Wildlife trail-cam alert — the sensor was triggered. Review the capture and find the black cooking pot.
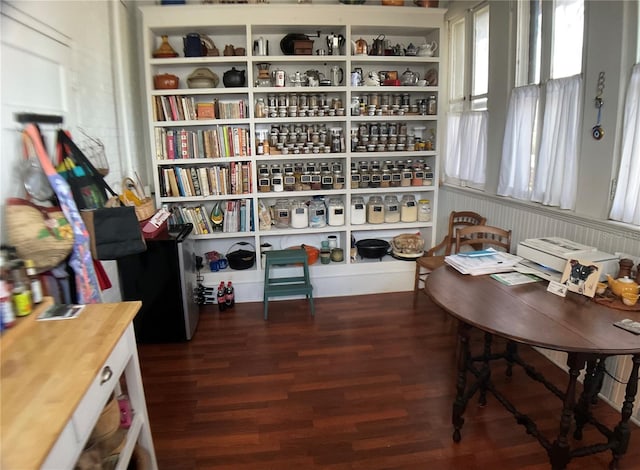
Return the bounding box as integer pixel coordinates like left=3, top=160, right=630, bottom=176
left=226, top=241, right=255, bottom=270
left=355, top=239, right=390, bottom=259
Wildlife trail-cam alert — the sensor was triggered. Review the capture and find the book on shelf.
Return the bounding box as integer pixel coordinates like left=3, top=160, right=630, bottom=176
left=197, top=102, right=215, bottom=120
left=189, top=167, right=202, bottom=196
left=165, top=130, right=176, bottom=160
left=445, top=248, right=523, bottom=275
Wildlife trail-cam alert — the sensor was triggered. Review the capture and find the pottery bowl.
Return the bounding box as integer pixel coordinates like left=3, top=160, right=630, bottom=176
left=154, top=74, right=179, bottom=90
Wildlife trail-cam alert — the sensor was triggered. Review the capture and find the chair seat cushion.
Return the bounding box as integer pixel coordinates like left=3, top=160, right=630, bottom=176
left=416, top=255, right=446, bottom=271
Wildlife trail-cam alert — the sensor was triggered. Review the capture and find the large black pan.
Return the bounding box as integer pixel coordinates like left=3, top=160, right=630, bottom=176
left=355, top=239, right=390, bottom=259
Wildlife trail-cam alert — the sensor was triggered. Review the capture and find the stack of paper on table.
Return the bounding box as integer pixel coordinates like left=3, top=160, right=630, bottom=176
left=445, top=248, right=523, bottom=275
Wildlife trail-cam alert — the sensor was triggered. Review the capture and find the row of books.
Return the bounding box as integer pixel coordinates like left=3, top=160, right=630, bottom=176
left=159, top=162, right=252, bottom=197
left=155, top=126, right=252, bottom=160
left=153, top=96, right=248, bottom=122
left=169, top=201, right=253, bottom=235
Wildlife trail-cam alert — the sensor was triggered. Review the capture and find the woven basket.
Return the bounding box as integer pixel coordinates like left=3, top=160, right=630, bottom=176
left=5, top=198, right=74, bottom=272
left=121, top=177, right=155, bottom=221
left=89, top=394, right=121, bottom=444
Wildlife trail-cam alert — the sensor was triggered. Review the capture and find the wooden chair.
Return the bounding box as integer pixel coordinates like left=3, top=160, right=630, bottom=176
left=414, top=211, right=486, bottom=300
left=455, top=225, right=512, bottom=254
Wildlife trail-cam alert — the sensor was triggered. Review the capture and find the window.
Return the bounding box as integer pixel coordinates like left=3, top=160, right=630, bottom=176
left=444, top=3, right=490, bottom=188
left=609, top=64, right=640, bottom=225
left=498, top=0, right=584, bottom=209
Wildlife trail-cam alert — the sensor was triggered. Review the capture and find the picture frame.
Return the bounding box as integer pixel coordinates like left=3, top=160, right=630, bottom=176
left=560, top=258, right=601, bottom=298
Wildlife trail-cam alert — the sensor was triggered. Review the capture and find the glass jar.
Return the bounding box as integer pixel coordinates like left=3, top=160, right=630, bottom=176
left=412, top=168, right=425, bottom=186
left=309, top=199, right=327, bottom=228
left=327, top=197, right=345, bottom=226
left=384, top=195, right=401, bottom=223
left=321, top=171, right=334, bottom=190
left=401, top=168, right=413, bottom=187
left=271, top=174, right=284, bottom=192
left=390, top=167, right=402, bottom=187
left=381, top=169, right=391, bottom=188
left=333, top=171, right=345, bottom=190
left=369, top=169, right=381, bottom=188
left=400, top=194, right=418, bottom=222
left=367, top=196, right=385, bottom=224
left=290, top=200, right=309, bottom=228
left=311, top=171, right=322, bottom=190
left=274, top=199, right=291, bottom=228
left=351, top=169, right=360, bottom=189
left=359, top=169, right=371, bottom=188
left=351, top=196, right=367, bottom=225
left=418, top=199, right=432, bottom=222
left=255, top=98, right=266, bottom=118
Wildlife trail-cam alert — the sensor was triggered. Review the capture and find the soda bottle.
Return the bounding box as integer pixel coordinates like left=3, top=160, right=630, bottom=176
left=217, top=282, right=226, bottom=312
left=225, top=281, right=235, bottom=308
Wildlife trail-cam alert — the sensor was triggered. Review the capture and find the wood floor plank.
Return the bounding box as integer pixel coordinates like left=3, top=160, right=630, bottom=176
left=138, top=292, right=640, bottom=469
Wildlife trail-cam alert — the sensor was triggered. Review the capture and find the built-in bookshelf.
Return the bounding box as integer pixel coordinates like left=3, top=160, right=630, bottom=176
left=139, top=4, right=446, bottom=300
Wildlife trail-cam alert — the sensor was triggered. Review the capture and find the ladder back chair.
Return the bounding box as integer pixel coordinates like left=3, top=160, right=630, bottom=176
left=414, top=211, right=486, bottom=301
left=455, top=225, right=512, bottom=254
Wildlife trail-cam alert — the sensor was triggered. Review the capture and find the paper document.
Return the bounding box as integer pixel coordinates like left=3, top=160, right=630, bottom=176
left=445, top=248, right=522, bottom=275
left=490, top=272, right=543, bottom=286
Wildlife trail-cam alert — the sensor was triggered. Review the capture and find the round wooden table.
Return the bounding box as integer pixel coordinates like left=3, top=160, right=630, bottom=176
left=426, top=266, right=640, bottom=470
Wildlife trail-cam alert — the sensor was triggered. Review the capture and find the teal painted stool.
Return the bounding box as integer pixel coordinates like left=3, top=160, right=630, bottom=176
left=263, top=248, right=314, bottom=320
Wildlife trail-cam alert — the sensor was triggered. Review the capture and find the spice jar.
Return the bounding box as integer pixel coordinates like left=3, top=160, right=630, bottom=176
left=367, top=196, right=385, bottom=224
left=311, top=171, right=322, bottom=190
left=418, top=199, right=432, bottom=222
left=274, top=199, right=291, bottom=228
left=255, top=98, right=266, bottom=118
left=327, top=197, right=345, bottom=226
left=384, top=195, right=400, bottom=223
left=290, top=200, right=309, bottom=228
left=401, top=168, right=413, bottom=187
left=400, top=195, right=418, bottom=222
left=381, top=169, right=391, bottom=188
left=333, top=171, right=345, bottom=189
left=351, top=196, right=367, bottom=225
left=350, top=169, right=361, bottom=189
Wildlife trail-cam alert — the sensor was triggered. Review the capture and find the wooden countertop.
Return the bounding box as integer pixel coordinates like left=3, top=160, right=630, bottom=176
left=0, top=299, right=142, bottom=470
left=426, top=266, right=640, bottom=355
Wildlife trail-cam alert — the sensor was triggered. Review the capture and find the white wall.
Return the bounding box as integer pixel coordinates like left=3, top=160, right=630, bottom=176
left=0, top=0, right=142, bottom=302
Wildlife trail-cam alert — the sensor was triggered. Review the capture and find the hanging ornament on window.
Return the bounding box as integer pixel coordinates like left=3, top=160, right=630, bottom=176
left=592, top=71, right=605, bottom=140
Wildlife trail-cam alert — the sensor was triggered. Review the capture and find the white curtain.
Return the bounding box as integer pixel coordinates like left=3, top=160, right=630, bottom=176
left=531, top=75, right=582, bottom=209
left=609, top=64, right=640, bottom=225
left=444, top=110, right=488, bottom=186
left=498, top=85, right=540, bottom=200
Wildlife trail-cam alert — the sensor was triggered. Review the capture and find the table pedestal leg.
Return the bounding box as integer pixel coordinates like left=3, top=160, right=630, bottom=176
left=478, top=332, right=492, bottom=406
left=549, top=353, right=586, bottom=470
left=574, top=356, right=604, bottom=440
left=453, top=322, right=472, bottom=443
left=505, top=340, right=518, bottom=379
left=610, top=354, right=640, bottom=470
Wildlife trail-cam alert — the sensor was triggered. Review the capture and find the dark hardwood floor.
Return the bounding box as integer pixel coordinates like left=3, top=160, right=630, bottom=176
left=137, top=292, right=640, bottom=469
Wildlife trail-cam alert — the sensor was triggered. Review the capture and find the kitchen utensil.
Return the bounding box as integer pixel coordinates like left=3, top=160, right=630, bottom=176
left=417, top=41, right=438, bottom=57
left=355, top=239, right=390, bottom=259
left=253, top=36, right=268, bottom=56
left=400, top=68, right=420, bottom=86
left=280, top=33, right=309, bottom=55
left=370, top=35, right=386, bottom=56
left=226, top=242, right=256, bottom=270
left=329, top=66, right=344, bottom=85
left=152, top=35, right=178, bottom=58
left=326, top=33, right=345, bottom=55
left=183, top=33, right=206, bottom=57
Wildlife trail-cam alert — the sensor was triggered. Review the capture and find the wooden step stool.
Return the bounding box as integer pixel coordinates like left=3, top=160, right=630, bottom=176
left=263, top=248, right=314, bottom=320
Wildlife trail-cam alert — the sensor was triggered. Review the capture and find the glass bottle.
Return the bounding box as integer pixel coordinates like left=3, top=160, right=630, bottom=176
left=11, top=260, right=32, bottom=317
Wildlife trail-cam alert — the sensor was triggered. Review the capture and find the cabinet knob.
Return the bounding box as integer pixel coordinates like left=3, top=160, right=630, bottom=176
left=100, top=366, right=113, bottom=385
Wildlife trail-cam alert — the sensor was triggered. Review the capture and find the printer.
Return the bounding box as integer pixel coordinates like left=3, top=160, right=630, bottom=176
left=515, top=237, right=619, bottom=282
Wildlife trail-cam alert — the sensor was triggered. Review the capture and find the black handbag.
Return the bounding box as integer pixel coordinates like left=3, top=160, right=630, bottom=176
left=56, top=130, right=146, bottom=260
left=80, top=201, right=147, bottom=261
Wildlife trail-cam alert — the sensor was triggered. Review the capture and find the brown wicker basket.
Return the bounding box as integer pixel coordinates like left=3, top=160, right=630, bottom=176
left=121, top=177, right=155, bottom=221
